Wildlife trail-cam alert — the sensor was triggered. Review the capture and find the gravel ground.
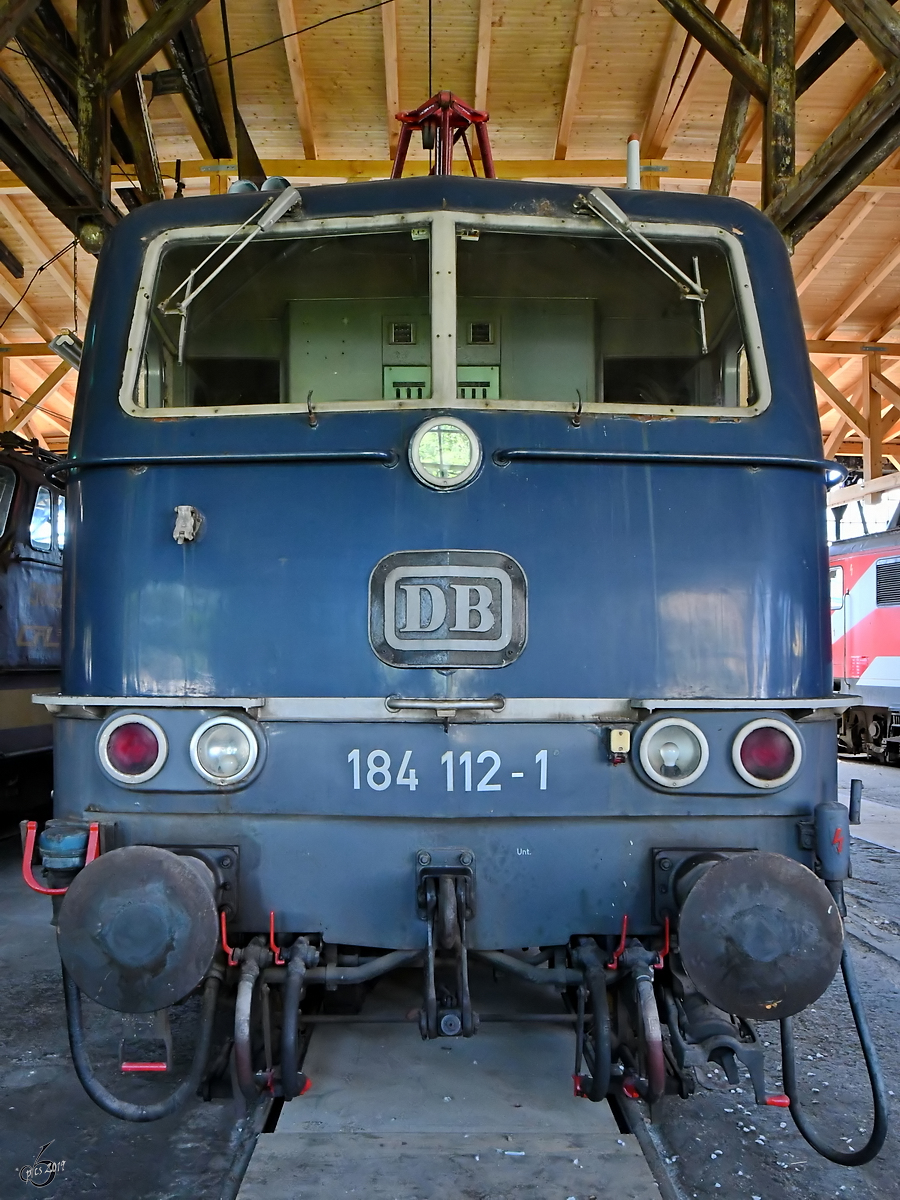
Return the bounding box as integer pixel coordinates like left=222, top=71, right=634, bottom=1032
left=652, top=793, right=900, bottom=1199
left=0, top=834, right=237, bottom=1199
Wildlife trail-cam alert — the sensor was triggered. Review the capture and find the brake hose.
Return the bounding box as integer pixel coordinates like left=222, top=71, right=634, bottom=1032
left=63, top=967, right=221, bottom=1123
left=780, top=946, right=888, bottom=1166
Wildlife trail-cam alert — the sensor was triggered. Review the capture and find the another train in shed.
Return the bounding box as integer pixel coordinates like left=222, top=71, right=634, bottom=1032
left=831, top=514, right=900, bottom=761
left=23, top=101, right=887, bottom=1162
left=0, top=432, right=63, bottom=820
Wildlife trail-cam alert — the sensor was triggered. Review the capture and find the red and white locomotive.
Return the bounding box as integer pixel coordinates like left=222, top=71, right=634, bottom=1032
left=831, top=513, right=900, bottom=758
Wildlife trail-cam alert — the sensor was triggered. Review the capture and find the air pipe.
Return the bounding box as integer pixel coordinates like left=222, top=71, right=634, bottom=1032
left=62, top=965, right=221, bottom=1123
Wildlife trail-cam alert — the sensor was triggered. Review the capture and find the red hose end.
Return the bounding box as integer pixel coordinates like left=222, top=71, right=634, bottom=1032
left=300, top=1076, right=312, bottom=1096
left=766, top=1093, right=791, bottom=1107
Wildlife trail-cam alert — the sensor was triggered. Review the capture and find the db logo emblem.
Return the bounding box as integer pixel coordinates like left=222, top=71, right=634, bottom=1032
left=369, top=550, right=527, bottom=668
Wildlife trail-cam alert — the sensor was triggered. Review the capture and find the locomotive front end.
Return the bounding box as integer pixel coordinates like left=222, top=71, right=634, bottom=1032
left=29, top=176, right=885, bottom=1157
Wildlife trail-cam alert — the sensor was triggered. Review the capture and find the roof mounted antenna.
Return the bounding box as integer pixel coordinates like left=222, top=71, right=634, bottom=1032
left=391, top=92, right=496, bottom=180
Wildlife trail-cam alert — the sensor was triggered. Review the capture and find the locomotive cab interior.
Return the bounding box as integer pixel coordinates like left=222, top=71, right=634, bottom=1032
left=136, top=220, right=757, bottom=414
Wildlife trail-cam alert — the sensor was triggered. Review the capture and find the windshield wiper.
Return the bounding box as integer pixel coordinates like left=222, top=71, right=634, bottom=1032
left=577, top=188, right=709, bottom=352
left=158, top=186, right=303, bottom=362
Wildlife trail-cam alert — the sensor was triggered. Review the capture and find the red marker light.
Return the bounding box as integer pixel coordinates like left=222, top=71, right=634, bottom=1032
left=106, top=722, right=160, bottom=776
left=739, top=725, right=795, bottom=782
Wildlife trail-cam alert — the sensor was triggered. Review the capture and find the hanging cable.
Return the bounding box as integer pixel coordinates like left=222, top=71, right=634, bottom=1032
left=72, top=241, right=78, bottom=334
left=0, top=240, right=77, bottom=333
left=780, top=946, right=888, bottom=1166
left=428, top=0, right=433, bottom=95
left=205, top=0, right=396, bottom=69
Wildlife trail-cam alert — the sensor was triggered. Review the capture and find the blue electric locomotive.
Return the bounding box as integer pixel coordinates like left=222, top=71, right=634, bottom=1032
left=25, top=121, right=887, bottom=1160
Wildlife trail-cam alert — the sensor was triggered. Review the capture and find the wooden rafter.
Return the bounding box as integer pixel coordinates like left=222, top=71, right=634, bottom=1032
left=111, top=0, right=163, bottom=203
left=381, top=0, right=399, bottom=159
left=0, top=269, right=54, bottom=340
left=103, top=0, right=214, bottom=95
left=794, top=191, right=884, bottom=295
left=767, top=60, right=900, bottom=242
left=811, top=362, right=868, bottom=436
left=554, top=0, right=592, bottom=160
left=0, top=357, right=70, bottom=432
left=474, top=0, right=492, bottom=112
left=277, top=0, right=316, bottom=160
left=827, top=0, right=900, bottom=71
left=710, top=0, right=762, bottom=196
left=0, top=196, right=89, bottom=317
left=654, top=0, right=769, bottom=101
left=815, top=239, right=900, bottom=339
left=0, top=0, right=40, bottom=50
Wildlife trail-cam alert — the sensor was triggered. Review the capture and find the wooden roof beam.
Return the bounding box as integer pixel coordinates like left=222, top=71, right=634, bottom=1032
left=709, top=0, right=763, bottom=196
left=0, top=269, right=54, bottom=341
left=827, top=0, right=900, bottom=72
left=381, top=0, right=399, bottom=160
left=766, top=62, right=900, bottom=242
left=474, top=0, right=492, bottom=112
left=555, top=0, right=592, bottom=160
left=0, top=358, right=70, bottom=433
left=103, top=0, right=214, bottom=95
left=0, top=70, right=119, bottom=236
left=0, top=196, right=89, bottom=317
left=134, top=0, right=231, bottom=161
left=276, top=0, right=316, bottom=160
left=812, top=362, right=869, bottom=437
left=815, top=239, right=900, bottom=338
left=654, top=0, right=769, bottom=101
left=640, top=18, right=689, bottom=157
left=643, top=1, right=739, bottom=161
left=794, top=191, right=884, bottom=295
left=738, top=3, right=885, bottom=165
left=111, top=0, right=163, bottom=203
left=0, top=0, right=40, bottom=50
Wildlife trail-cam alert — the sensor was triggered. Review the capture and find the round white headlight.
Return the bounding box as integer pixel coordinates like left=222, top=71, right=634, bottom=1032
left=639, top=718, right=709, bottom=788
left=409, top=417, right=481, bottom=490
left=190, top=717, right=258, bottom=784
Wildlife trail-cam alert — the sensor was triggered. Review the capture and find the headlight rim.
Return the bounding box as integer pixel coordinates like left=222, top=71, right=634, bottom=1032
left=189, top=714, right=259, bottom=785
left=638, top=716, right=710, bottom=789
left=98, top=713, right=168, bottom=785
left=732, top=717, right=802, bottom=789
left=408, top=415, right=482, bottom=491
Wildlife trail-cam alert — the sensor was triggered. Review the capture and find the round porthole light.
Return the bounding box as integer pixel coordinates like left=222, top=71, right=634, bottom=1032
left=639, top=718, right=709, bottom=789
left=190, top=716, right=259, bottom=785
left=408, top=417, right=482, bottom=490
left=732, top=719, right=801, bottom=788
left=98, top=714, right=167, bottom=784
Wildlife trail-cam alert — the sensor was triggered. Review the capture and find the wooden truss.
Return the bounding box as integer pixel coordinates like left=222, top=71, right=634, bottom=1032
left=657, top=0, right=900, bottom=245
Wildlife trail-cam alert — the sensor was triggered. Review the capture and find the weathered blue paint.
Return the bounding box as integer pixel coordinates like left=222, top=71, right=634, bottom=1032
left=53, top=176, right=833, bottom=946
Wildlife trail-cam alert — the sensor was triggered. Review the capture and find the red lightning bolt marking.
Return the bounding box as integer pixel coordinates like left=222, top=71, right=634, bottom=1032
left=832, top=827, right=844, bottom=854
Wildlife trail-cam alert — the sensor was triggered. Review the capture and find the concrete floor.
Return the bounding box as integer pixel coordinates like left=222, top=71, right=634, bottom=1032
left=1, top=758, right=899, bottom=1199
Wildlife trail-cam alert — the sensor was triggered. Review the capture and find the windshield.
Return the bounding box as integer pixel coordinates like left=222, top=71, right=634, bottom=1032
left=130, top=215, right=761, bottom=416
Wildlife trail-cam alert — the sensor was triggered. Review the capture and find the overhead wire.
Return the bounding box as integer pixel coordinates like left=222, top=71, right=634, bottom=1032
left=202, top=0, right=397, bottom=68
left=0, top=239, right=77, bottom=333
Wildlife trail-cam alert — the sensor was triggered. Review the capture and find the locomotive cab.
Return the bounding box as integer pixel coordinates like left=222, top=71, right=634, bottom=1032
left=28, top=175, right=884, bottom=1155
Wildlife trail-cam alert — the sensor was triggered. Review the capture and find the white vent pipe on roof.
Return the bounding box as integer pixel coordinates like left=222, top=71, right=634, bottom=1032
left=626, top=135, right=641, bottom=190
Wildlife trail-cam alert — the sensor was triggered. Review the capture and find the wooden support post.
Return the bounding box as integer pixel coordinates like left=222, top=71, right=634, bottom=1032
left=864, top=352, right=884, bottom=501
left=77, top=0, right=111, bottom=206
left=710, top=0, right=763, bottom=196
left=110, top=0, right=163, bottom=202
left=763, top=0, right=795, bottom=208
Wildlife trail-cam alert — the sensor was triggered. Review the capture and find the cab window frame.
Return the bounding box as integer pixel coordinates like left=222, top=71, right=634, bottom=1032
left=119, top=208, right=771, bottom=420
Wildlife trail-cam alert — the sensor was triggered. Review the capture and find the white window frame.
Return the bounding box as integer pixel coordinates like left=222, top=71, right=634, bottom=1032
left=119, top=207, right=771, bottom=420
